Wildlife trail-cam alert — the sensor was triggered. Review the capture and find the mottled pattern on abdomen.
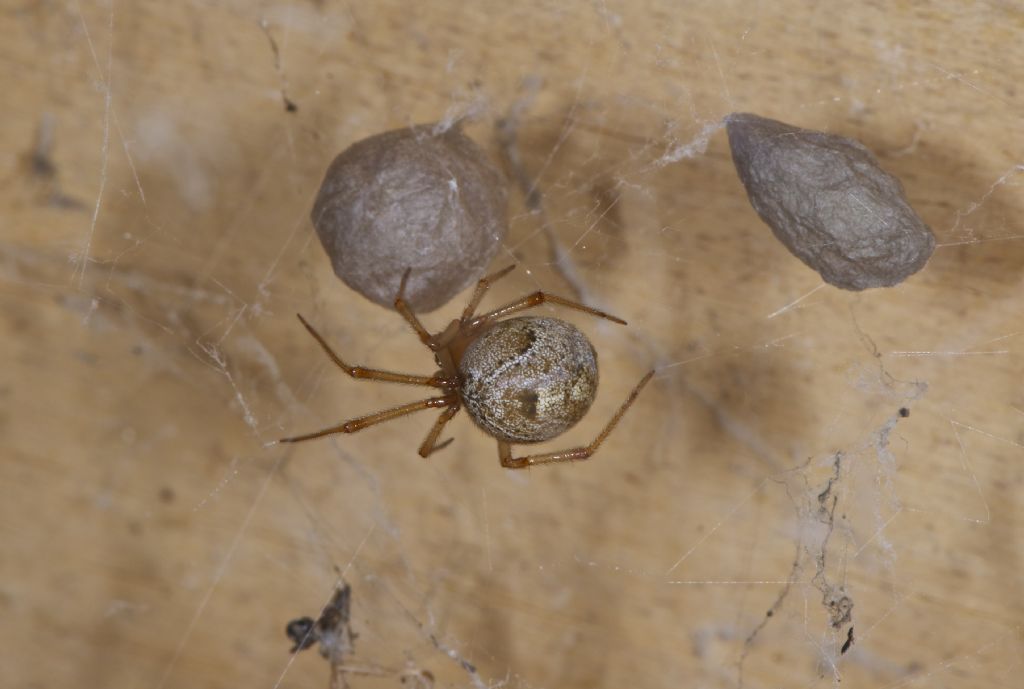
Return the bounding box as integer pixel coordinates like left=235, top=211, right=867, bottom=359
left=458, top=317, right=598, bottom=443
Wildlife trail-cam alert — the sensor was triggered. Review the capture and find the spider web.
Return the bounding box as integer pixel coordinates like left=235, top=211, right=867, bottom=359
left=4, top=2, right=1024, bottom=689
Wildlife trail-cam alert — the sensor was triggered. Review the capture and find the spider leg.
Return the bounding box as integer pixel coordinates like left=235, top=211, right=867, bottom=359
left=497, top=370, right=654, bottom=469
left=417, top=404, right=461, bottom=457
left=460, top=264, right=517, bottom=321
left=296, top=314, right=448, bottom=387
left=471, top=290, right=627, bottom=329
left=393, top=269, right=435, bottom=348
left=280, top=396, right=450, bottom=444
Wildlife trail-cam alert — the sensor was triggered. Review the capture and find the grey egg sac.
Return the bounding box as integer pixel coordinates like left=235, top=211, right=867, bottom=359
left=311, top=123, right=508, bottom=312
left=458, top=317, right=598, bottom=444
left=726, top=112, right=936, bottom=290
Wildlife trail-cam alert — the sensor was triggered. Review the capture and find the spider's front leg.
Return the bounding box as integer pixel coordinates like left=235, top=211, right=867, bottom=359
left=472, top=291, right=627, bottom=330
left=393, top=269, right=436, bottom=349
left=295, top=313, right=446, bottom=387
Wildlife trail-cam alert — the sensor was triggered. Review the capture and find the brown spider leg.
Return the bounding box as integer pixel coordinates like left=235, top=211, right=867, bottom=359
left=280, top=396, right=450, bottom=444
left=393, top=269, right=435, bottom=348
left=498, top=370, right=655, bottom=469
left=470, top=291, right=628, bottom=329
left=296, top=314, right=448, bottom=387
left=460, top=264, right=517, bottom=322
left=417, top=403, right=461, bottom=458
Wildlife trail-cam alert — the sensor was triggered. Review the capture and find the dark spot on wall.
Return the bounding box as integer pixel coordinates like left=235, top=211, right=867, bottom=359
left=840, top=626, right=854, bottom=654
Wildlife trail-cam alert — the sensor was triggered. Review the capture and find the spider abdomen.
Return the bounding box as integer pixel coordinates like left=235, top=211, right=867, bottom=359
left=458, top=316, right=598, bottom=444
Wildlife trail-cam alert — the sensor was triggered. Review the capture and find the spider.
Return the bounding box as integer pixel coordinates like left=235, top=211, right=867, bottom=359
left=279, top=265, right=654, bottom=469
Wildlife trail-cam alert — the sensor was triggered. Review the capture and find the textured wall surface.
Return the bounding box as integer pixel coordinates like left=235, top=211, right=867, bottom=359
left=3, top=2, right=1023, bottom=688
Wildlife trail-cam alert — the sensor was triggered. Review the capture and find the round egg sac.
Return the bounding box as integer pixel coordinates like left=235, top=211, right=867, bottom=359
left=311, top=123, right=508, bottom=312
